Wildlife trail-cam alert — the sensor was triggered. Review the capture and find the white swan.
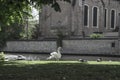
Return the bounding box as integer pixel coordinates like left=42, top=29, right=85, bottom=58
left=47, top=47, right=62, bottom=61
left=5, top=55, right=26, bottom=61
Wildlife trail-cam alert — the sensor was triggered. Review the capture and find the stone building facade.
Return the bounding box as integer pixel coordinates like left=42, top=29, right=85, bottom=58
left=39, top=0, right=120, bottom=38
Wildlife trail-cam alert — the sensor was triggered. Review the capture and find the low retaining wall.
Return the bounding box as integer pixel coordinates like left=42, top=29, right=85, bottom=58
left=3, top=40, right=57, bottom=53
left=2, top=38, right=120, bottom=55
left=62, top=39, right=119, bottom=54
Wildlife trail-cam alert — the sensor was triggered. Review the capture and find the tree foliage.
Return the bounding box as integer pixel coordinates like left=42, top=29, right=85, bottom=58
left=0, top=0, right=71, bottom=30
left=0, top=0, right=119, bottom=30
left=0, top=0, right=30, bottom=26
left=0, top=0, right=71, bottom=48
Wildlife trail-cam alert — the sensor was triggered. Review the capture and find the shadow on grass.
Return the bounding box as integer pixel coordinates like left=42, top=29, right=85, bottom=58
left=0, top=61, right=120, bottom=80
left=0, top=61, right=23, bottom=66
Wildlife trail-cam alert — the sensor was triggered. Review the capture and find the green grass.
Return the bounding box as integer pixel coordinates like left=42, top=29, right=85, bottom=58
left=0, top=61, right=120, bottom=80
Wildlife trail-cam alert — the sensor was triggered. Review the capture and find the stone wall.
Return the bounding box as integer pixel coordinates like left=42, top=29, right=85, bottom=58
left=3, top=40, right=57, bottom=53
left=62, top=38, right=119, bottom=55
left=2, top=38, right=120, bottom=55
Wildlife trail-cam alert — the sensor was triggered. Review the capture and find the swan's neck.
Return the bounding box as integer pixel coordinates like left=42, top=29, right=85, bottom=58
left=57, top=49, right=60, bottom=54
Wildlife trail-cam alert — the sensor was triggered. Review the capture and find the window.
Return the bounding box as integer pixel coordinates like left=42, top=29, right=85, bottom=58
left=84, top=5, right=89, bottom=26
left=111, top=10, right=116, bottom=28
left=92, top=7, right=98, bottom=27
left=104, top=9, right=107, bottom=28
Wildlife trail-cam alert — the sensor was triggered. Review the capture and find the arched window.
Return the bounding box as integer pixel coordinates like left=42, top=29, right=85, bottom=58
left=92, top=7, right=99, bottom=27
left=104, top=9, right=107, bottom=28
left=84, top=5, right=89, bottom=26
left=111, top=10, right=116, bottom=29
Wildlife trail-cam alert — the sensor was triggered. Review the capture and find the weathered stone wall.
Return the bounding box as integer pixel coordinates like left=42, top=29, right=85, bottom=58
left=2, top=39, right=120, bottom=55
left=3, top=41, right=57, bottom=53
left=62, top=38, right=119, bottom=55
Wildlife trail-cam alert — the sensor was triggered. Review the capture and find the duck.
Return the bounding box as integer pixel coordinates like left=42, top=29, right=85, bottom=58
left=97, top=58, right=102, bottom=62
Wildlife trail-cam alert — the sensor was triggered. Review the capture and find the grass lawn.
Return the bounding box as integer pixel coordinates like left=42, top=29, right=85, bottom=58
left=0, top=60, right=120, bottom=80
